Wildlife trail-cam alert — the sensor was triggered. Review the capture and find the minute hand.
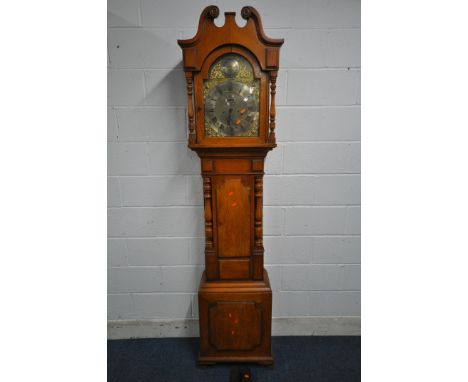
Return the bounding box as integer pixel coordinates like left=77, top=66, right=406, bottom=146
left=227, top=108, right=233, bottom=128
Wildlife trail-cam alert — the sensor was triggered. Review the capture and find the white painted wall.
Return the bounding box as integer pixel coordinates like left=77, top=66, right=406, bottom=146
left=108, top=0, right=360, bottom=335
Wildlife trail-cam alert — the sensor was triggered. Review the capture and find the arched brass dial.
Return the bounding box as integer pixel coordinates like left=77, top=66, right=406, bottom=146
left=204, top=54, right=259, bottom=137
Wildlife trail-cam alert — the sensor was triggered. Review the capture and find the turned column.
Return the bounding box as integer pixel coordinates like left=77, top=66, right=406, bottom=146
left=252, top=176, right=264, bottom=280
left=268, top=71, right=278, bottom=144
left=185, top=72, right=196, bottom=144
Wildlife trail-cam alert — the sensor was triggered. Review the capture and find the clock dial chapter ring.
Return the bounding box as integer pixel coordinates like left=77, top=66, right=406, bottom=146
left=205, top=80, right=259, bottom=137
left=204, top=53, right=260, bottom=137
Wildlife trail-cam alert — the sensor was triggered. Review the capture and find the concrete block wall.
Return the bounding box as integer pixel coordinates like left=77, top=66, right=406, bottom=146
left=108, top=0, right=360, bottom=328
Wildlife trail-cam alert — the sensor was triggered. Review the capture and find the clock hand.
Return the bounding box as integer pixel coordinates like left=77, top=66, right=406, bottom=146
left=235, top=108, right=245, bottom=127
left=227, top=108, right=233, bottom=128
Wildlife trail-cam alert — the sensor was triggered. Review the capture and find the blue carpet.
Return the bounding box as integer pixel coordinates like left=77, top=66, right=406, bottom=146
left=108, top=336, right=360, bottom=382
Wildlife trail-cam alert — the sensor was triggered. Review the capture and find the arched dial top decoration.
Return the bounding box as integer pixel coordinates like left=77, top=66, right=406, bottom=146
left=178, top=5, right=283, bottom=72
left=204, top=54, right=260, bottom=137
left=178, top=6, right=283, bottom=149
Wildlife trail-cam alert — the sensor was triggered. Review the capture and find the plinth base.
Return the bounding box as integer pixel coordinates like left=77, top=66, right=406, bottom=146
left=197, top=270, right=273, bottom=365
left=198, top=355, right=273, bottom=366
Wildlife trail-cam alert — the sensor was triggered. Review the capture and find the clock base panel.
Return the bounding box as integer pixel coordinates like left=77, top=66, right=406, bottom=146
left=197, top=270, right=273, bottom=365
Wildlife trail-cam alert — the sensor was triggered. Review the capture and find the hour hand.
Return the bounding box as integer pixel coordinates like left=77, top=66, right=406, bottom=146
left=227, top=108, right=233, bottom=127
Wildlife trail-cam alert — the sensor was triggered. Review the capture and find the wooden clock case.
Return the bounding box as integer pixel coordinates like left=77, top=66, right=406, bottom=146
left=178, top=5, right=283, bottom=365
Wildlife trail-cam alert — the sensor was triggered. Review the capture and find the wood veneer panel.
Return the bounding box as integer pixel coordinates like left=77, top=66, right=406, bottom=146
left=209, top=301, right=262, bottom=350
left=216, top=176, right=251, bottom=258
left=219, top=259, right=251, bottom=279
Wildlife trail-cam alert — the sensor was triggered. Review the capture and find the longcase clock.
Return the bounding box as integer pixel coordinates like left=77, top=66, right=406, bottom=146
left=178, top=5, right=283, bottom=365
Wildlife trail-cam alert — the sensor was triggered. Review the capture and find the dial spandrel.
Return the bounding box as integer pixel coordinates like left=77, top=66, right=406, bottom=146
left=204, top=54, right=259, bottom=137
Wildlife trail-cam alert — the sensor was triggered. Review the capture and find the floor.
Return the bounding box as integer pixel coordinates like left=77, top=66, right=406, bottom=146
left=108, top=336, right=360, bottom=382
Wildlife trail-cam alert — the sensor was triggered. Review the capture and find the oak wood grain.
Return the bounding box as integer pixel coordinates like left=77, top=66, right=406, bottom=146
left=178, top=6, right=282, bottom=365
